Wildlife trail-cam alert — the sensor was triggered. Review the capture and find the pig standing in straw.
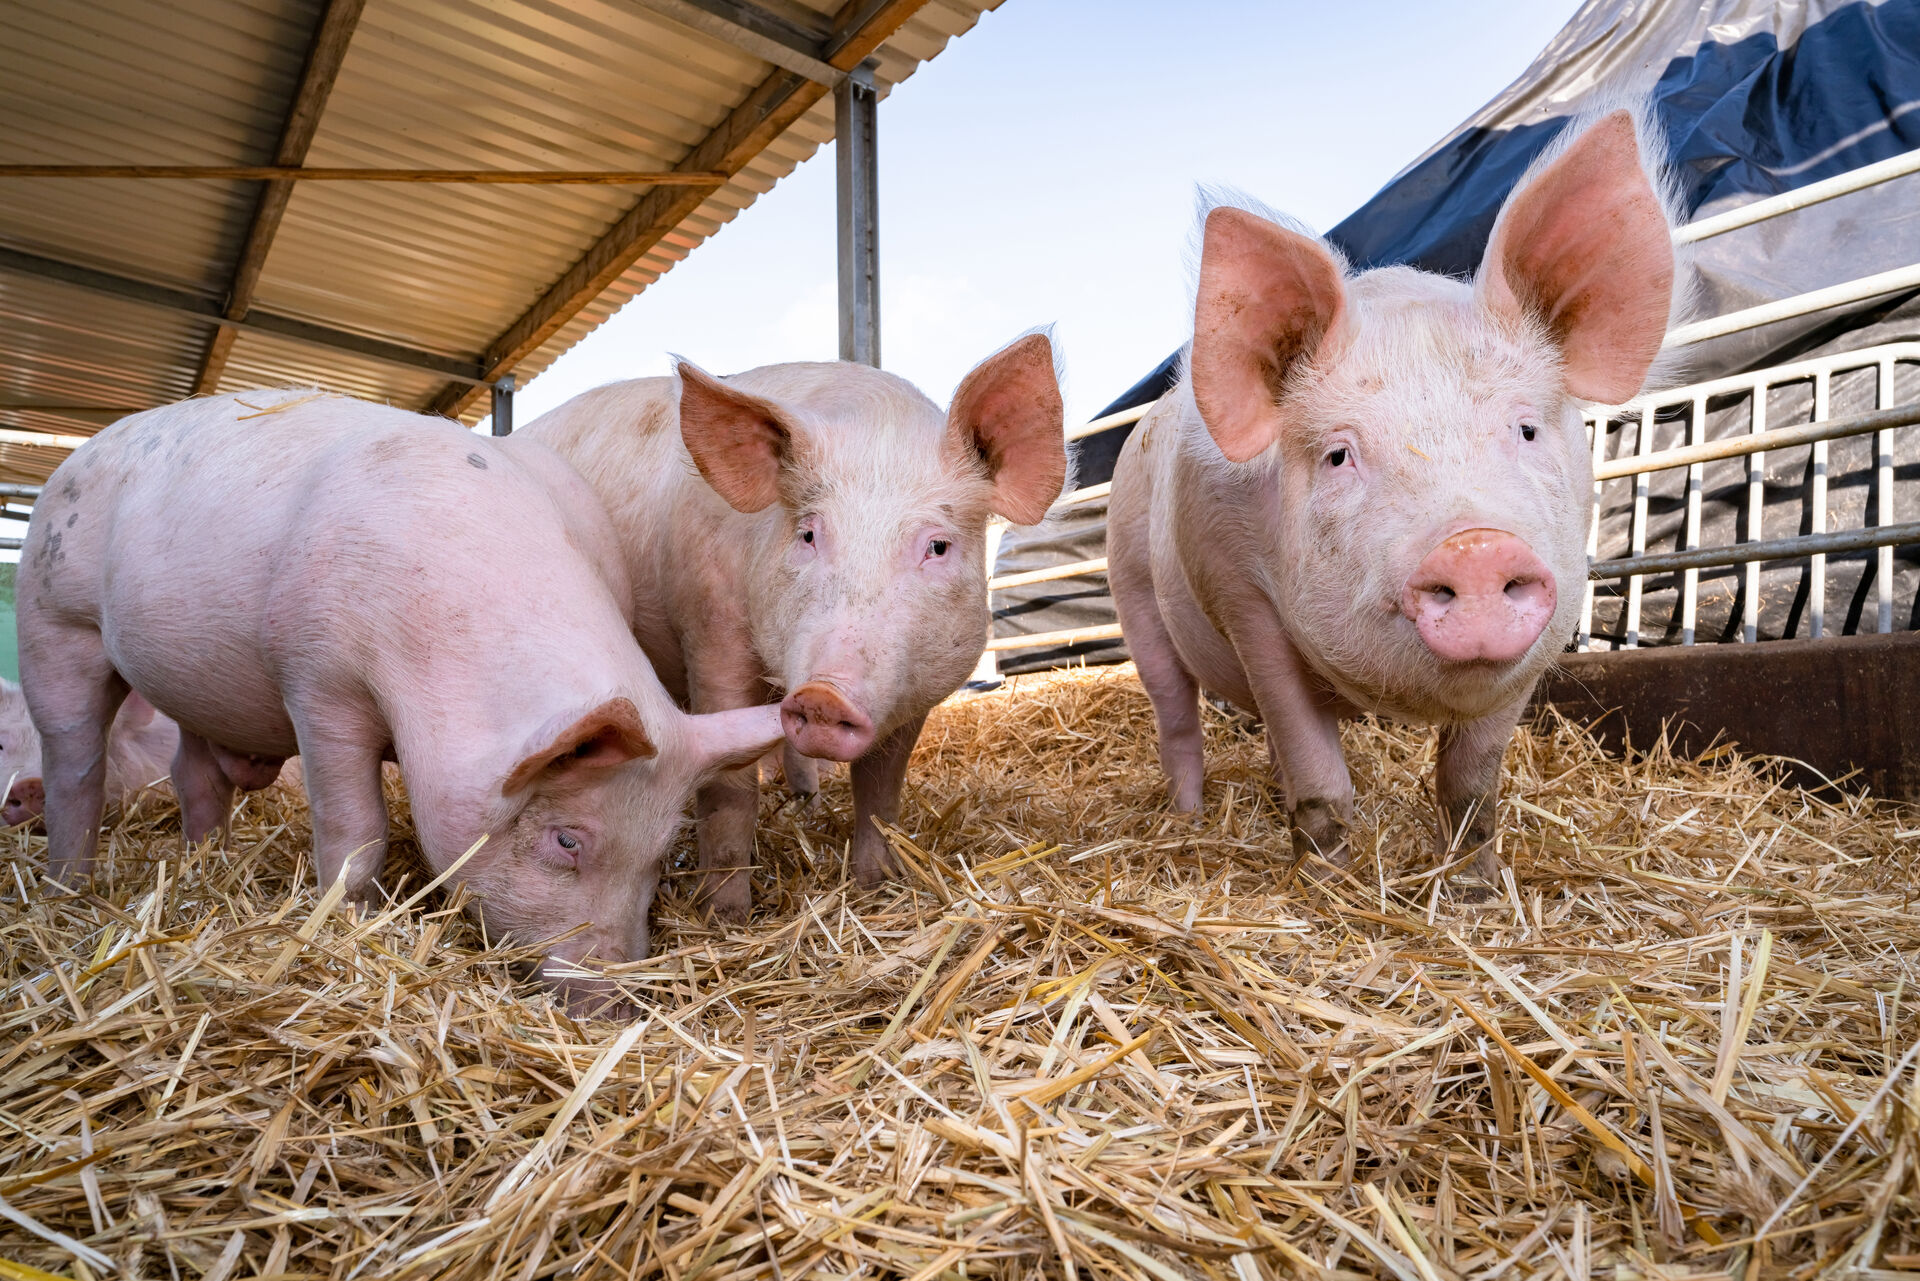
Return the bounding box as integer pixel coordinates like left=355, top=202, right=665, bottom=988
left=1108, top=109, right=1681, bottom=880
left=18, top=391, right=783, bottom=1012
left=525, top=336, right=1066, bottom=919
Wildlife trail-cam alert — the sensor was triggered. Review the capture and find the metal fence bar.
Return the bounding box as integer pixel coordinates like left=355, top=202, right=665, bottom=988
left=1591, top=522, right=1920, bottom=579
left=1624, top=405, right=1656, bottom=647
left=1578, top=414, right=1606, bottom=651
left=989, top=556, right=1109, bottom=593
left=1594, top=400, right=1920, bottom=480
left=987, top=622, right=1124, bottom=653
left=1744, top=381, right=1766, bottom=643
left=1681, top=394, right=1705, bottom=643
left=1663, top=262, right=1920, bottom=350
left=1673, top=148, right=1920, bottom=245
left=0, top=537, right=21, bottom=551
left=1879, top=357, right=1897, bottom=634
left=1811, top=370, right=1831, bottom=638
left=0, top=483, right=43, bottom=501
left=1068, top=402, right=1150, bottom=443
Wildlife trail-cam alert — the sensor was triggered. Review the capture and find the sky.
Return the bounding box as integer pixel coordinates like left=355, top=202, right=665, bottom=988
left=488, top=0, right=1585, bottom=433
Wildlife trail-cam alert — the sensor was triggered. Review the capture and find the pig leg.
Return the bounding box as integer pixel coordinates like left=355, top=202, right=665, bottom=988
left=690, top=664, right=770, bottom=922
left=172, top=731, right=238, bottom=844
left=1435, top=698, right=1526, bottom=882
left=848, top=713, right=924, bottom=887
left=29, top=628, right=126, bottom=883
left=1108, top=511, right=1206, bottom=811
left=1230, top=619, right=1353, bottom=871
left=298, top=748, right=389, bottom=907
left=695, top=766, right=759, bottom=922
left=782, top=741, right=820, bottom=801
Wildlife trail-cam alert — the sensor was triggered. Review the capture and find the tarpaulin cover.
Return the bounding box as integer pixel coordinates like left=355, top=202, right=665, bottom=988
left=992, top=0, right=1920, bottom=672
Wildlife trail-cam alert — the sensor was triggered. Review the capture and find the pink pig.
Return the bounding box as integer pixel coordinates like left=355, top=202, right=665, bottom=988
left=1108, top=110, right=1680, bottom=879
left=524, top=337, right=1066, bottom=919
left=0, top=678, right=179, bottom=827
left=18, top=391, right=783, bottom=1009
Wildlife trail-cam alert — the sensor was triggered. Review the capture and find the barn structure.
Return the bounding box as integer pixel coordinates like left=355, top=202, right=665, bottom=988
left=0, top=0, right=996, bottom=484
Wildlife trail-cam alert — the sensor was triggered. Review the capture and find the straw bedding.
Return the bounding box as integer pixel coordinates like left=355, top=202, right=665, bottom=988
left=2, top=663, right=1918, bottom=1280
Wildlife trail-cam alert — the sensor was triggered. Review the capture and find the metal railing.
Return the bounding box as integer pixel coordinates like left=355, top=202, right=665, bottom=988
left=1578, top=342, right=1919, bottom=650
left=984, top=145, right=1920, bottom=667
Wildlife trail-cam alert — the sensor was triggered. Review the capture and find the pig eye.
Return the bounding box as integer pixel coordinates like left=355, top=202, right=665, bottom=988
left=1520, top=423, right=1538, bottom=442
left=927, top=538, right=950, bottom=559
left=1326, top=447, right=1351, bottom=468
left=800, top=529, right=815, bottom=544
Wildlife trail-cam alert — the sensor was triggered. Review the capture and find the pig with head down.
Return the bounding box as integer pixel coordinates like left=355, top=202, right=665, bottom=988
left=524, top=335, right=1067, bottom=919
left=0, top=678, right=179, bottom=828
left=18, top=391, right=783, bottom=1011
left=1108, top=109, right=1680, bottom=880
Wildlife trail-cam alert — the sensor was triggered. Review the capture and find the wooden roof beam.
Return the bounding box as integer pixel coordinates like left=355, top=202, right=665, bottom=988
left=0, top=166, right=731, bottom=183
left=192, top=0, right=368, bottom=395
left=427, top=0, right=929, bottom=421
left=629, top=0, right=840, bottom=84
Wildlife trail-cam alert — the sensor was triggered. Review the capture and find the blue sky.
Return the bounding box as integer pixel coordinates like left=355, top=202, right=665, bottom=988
left=494, top=0, right=1583, bottom=432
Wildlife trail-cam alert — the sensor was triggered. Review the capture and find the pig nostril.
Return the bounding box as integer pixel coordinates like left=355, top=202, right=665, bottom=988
left=1430, top=586, right=1455, bottom=603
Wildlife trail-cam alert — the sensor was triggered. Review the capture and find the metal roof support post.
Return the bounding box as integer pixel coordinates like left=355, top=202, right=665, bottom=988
left=490, top=376, right=515, bottom=436
left=835, top=61, right=880, bottom=367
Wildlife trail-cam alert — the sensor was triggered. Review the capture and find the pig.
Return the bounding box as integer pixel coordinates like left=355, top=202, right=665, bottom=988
left=523, top=336, right=1067, bottom=920
left=18, top=390, right=783, bottom=1009
left=0, top=678, right=179, bottom=827
left=1106, top=109, right=1680, bottom=881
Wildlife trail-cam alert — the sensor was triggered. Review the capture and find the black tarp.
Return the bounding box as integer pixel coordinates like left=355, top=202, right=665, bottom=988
left=991, top=0, right=1920, bottom=672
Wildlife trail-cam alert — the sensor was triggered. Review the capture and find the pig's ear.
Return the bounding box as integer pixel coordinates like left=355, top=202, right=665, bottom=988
left=1476, top=110, right=1674, bottom=405
left=948, top=333, right=1067, bottom=526
left=504, top=698, right=656, bottom=795
left=675, top=361, right=803, bottom=513
left=1191, top=207, right=1348, bottom=463
left=684, top=704, right=785, bottom=777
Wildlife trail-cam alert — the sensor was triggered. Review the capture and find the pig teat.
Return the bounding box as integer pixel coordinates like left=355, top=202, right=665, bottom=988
left=780, top=680, right=875, bottom=761
left=1400, top=528, right=1556, bottom=664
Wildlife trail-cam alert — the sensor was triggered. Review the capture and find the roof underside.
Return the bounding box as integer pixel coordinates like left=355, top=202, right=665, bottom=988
left=0, top=0, right=998, bottom=484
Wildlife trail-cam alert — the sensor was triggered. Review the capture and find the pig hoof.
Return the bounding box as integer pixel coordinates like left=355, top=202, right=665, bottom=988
left=702, top=888, right=752, bottom=926
left=1287, top=799, right=1350, bottom=877
left=850, top=832, right=902, bottom=888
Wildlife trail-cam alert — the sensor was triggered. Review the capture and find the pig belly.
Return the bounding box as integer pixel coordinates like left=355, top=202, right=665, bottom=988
left=99, top=616, right=298, bottom=760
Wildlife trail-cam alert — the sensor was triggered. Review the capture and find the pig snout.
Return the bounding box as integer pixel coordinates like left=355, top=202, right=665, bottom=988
left=4, top=777, right=45, bottom=827
left=781, top=681, right=875, bottom=761
left=1401, top=529, right=1556, bottom=664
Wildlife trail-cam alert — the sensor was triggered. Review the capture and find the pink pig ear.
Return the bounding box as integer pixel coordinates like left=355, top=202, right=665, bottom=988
left=685, top=704, right=786, bottom=777
left=676, top=361, right=804, bottom=513
left=1476, top=110, right=1675, bottom=406
left=948, top=333, right=1067, bottom=526
left=1191, top=207, right=1348, bottom=463
left=504, top=697, right=656, bottom=795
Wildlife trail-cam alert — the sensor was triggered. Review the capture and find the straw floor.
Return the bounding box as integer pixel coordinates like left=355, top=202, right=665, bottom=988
left=3, top=663, right=1919, bottom=1281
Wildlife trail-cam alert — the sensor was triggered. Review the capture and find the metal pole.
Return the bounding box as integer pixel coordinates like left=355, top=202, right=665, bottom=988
left=835, top=61, right=879, bottom=367
left=490, top=375, right=515, bottom=436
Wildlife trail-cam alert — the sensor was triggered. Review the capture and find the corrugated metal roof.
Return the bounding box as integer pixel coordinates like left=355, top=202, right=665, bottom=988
left=0, top=0, right=1002, bottom=481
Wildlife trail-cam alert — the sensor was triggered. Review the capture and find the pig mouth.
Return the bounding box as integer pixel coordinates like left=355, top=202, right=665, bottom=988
left=781, top=680, right=877, bottom=761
